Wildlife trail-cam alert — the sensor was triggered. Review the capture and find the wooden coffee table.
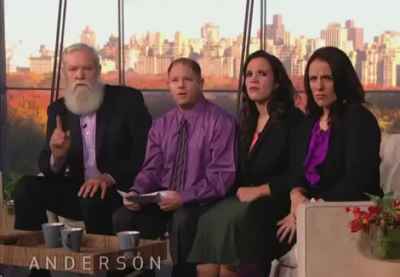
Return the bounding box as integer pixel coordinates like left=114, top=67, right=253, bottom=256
left=0, top=229, right=168, bottom=276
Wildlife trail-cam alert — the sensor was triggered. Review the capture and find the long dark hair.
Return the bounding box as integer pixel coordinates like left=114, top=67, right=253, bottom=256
left=304, top=46, right=365, bottom=122
left=239, top=50, right=296, bottom=139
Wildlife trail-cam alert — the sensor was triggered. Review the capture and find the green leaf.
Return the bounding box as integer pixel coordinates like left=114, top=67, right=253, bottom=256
left=385, top=191, right=395, bottom=197
left=382, top=193, right=395, bottom=210
left=3, top=171, right=23, bottom=202
left=366, top=193, right=383, bottom=206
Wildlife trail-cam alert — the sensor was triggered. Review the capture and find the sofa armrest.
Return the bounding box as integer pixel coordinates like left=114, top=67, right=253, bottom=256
left=296, top=201, right=400, bottom=277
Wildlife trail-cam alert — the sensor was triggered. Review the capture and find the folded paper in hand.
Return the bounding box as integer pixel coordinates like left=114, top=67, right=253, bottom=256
left=117, top=190, right=172, bottom=204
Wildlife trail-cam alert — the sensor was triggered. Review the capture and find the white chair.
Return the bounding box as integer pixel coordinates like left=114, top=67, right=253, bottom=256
left=270, top=132, right=400, bottom=277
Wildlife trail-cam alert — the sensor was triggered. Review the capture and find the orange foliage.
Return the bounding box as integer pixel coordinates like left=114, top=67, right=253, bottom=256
left=125, top=72, right=168, bottom=89
left=203, top=76, right=238, bottom=90
left=6, top=72, right=52, bottom=88
left=364, top=84, right=400, bottom=90
left=5, top=72, right=400, bottom=135
left=7, top=90, right=50, bottom=132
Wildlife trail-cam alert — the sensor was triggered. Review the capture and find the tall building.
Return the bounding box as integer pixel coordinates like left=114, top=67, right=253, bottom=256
left=361, top=48, right=379, bottom=85
left=80, top=26, right=96, bottom=48
left=345, top=20, right=364, bottom=50
left=135, top=56, right=173, bottom=75
left=345, top=20, right=355, bottom=29
left=378, top=49, right=400, bottom=87
left=273, top=14, right=283, bottom=27
left=321, top=23, right=349, bottom=50
left=265, top=14, right=285, bottom=45
left=6, top=57, right=16, bottom=73
left=348, top=28, right=364, bottom=50
left=29, top=56, right=54, bottom=73
left=201, top=23, right=220, bottom=45
left=153, top=32, right=165, bottom=55
left=147, top=32, right=157, bottom=47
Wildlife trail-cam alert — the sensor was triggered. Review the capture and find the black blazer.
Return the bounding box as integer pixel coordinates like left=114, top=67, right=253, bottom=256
left=236, top=107, right=306, bottom=196
left=293, top=104, right=384, bottom=201
left=38, top=85, right=153, bottom=191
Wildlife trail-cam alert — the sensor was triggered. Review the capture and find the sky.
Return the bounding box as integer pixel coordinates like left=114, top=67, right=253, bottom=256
left=4, top=0, right=400, bottom=54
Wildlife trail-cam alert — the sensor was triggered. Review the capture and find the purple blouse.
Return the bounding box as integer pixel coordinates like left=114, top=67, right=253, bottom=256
left=303, top=121, right=332, bottom=188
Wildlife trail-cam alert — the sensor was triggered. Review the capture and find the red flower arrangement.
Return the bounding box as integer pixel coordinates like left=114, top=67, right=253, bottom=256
left=347, top=192, right=400, bottom=234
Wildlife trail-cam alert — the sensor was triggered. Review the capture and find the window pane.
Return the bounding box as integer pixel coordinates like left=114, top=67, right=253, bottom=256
left=143, top=91, right=237, bottom=119
left=7, top=90, right=49, bottom=175
left=255, top=0, right=400, bottom=90
left=123, top=0, right=245, bottom=90
left=204, top=92, right=237, bottom=115
left=5, top=0, right=59, bottom=88
left=143, top=91, right=175, bottom=119
left=366, top=92, right=400, bottom=134
left=64, top=0, right=119, bottom=86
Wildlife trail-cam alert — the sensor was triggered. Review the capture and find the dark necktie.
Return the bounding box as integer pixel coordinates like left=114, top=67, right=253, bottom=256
left=170, top=118, right=189, bottom=191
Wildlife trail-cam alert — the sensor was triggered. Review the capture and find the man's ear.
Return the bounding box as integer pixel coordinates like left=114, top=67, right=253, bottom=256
left=199, top=77, right=204, bottom=89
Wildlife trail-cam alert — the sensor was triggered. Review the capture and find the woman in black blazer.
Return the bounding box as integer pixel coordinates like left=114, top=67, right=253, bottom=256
left=188, top=50, right=305, bottom=277
left=237, top=47, right=384, bottom=277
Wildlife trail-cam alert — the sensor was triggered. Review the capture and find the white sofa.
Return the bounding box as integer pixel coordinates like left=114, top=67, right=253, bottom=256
left=272, top=133, right=400, bottom=277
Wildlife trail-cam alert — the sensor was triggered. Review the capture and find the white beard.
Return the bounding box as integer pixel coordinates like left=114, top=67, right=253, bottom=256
left=63, top=80, right=105, bottom=115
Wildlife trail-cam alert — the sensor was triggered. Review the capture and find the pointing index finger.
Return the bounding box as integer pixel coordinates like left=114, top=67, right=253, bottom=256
left=56, top=115, right=63, bottom=131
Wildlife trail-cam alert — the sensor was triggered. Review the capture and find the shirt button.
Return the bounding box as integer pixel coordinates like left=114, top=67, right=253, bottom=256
left=86, top=132, right=89, bottom=135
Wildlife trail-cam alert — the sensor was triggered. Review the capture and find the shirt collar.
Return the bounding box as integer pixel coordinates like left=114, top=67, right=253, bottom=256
left=176, top=94, right=208, bottom=126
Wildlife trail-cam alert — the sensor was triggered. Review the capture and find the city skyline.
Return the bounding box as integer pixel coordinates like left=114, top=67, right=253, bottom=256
left=4, top=0, right=399, bottom=53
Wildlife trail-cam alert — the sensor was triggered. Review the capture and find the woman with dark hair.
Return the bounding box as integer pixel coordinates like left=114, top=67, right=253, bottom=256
left=291, top=46, right=384, bottom=202
left=237, top=46, right=384, bottom=277
left=187, top=50, right=305, bottom=277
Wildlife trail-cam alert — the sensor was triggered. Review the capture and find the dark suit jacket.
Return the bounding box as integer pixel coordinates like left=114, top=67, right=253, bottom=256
left=236, top=107, right=306, bottom=196
left=38, top=85, right=153, bottom=191
left=293, top=104, right=384, bottom=201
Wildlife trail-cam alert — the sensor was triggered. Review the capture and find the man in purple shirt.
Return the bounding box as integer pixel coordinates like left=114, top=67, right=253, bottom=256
left=112, top=58, right=237, bottom=277
left=13, top=43, right=152, bottom=277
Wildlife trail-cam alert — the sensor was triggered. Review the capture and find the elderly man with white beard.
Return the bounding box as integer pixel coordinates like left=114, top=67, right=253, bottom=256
left=13, top=43, right=153, bottom=276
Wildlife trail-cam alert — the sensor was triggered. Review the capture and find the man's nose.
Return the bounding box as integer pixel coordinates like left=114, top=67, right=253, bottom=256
left=75, top=68, right=85, bottom=80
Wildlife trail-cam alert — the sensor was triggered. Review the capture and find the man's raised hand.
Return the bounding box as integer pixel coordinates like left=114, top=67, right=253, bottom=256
left=50, top=115, right=71, bottom=162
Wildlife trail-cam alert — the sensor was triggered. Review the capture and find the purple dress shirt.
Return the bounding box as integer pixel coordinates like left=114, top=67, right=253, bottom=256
left=303, top=121, right=332, bottom=187
left=132, top=97, right=237, bottom=203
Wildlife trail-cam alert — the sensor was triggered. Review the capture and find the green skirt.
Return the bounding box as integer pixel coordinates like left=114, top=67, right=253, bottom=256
left=188, top=197, right=248, bottom=266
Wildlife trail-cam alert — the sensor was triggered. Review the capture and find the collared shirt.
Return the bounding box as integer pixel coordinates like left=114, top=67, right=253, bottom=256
left=79, top=113, right=101, bottom=181
left=303, top=121, right=332, bottom=187
left=132, top=97, right=237, bottom=203
left=50, top=113, right=111, bottom=182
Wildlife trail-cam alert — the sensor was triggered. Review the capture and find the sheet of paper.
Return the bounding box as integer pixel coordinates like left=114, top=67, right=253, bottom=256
left=116, top=190, right=174, bottom=204
left=127, top=194, right=160, bottom=204
left=117, top=190, right=129, bottom=198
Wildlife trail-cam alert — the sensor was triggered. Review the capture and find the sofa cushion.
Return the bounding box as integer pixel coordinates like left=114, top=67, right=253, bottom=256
left=380, top=133, right=400, bottom=192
